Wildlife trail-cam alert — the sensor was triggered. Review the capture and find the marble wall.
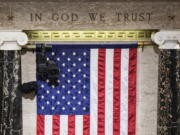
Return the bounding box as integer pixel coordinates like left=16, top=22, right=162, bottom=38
left=136, top=46, right=159, bottom=135
left=21, top=45, right=159, bottom=135
left=21, top=51, right=36, bottom=135
left=0, top=1, right=177, bottom=135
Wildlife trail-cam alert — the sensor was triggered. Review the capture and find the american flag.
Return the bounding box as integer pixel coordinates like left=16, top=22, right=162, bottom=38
left=36, top=44, right=137, bottom=135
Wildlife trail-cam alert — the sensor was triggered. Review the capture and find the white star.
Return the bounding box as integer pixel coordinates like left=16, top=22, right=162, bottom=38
left=46, top=79, right=49, bottom=83
left=62, top=96, right=65, bottom=99
left=83, top=74, right=86, bottom=78
left=72, top=74, right=76, bottom=78
left=57, top=80, right=60, bottom=83
left=62, top=74, right=65, bottom=78
left=78, top=69, right=81, bottom=72
left=78, top=80, right=81, bottom=83
left=78, top=91, right=81, bottom=94
left=46, top=101, right=50, bottom=105
left=83, top=85, right=87, bottom=89
left=51, top=85, right=55, bottom=88
left=83, top=107, right=86, bottom=110
left=51, top=52, right=55, bottom=56
left=46, top=57, right=49, bottom=61
left=83, top=96, right=87, bottom=99
left=62, top=85, right=65, bottom=88
left=67, top=69, right=71, bottom=72
left=41, top=84, right=44, bottom=88
left=73, top=52, right=76, bottom=55
left=73, top=96, right=76, bottom=100
left=78, top=58, right=82, bottom=61
left=57, top=101, right=60, bottom=105
left=62, top=107, right=65, bottom=110
left=46, top=90, right=50, bottom=94
left=72, top=63, right=76, bottom=67
left=83, top=63, right=87, bottom=67
left=67, top=80, right=71, bottom=83
left=83, top=52, right=87, bottom=56
left=78, top=101, right=81, bottom=105
left=72, top=107, right=76, bottom=111
left=41, top=106, right=45, bottom=110
left=62, top=52, right=66, bottom=56
left=57, top=57, right=60, bottom=61
left=41, top=95, right=44, bottom=99
left=51, top=106, right=55, bottom=110
left=62, top=63, right=66, bottom=67
left=51, top=96, right=55, bottom=99
left=67, top=90, right=71, bottom=94
left=72, top=85, right=76, bottom=89
left=67, top=102, right=71, bottom=105
left=57, top=90, right=60, bottom=94
left=67, top=57, right=71, bottom=61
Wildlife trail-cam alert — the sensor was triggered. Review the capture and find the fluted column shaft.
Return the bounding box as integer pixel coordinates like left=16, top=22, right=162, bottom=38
left=158, top=50, right=180, bottom=135
left=0, top=51, right=22, bottom=135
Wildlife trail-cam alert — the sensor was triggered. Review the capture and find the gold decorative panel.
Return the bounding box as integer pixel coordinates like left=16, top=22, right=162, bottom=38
left=25, top=30, right=155, bottom=42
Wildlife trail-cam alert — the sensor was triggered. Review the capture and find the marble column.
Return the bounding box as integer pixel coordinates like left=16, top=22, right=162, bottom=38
left=0, top=51, right=22, bottom=135
left=152, top=30, right=180, bottom=135
left=0, top=31, right=28, bottom=135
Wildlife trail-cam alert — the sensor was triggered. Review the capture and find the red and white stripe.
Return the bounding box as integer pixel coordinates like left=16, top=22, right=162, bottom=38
left=36, top=48, right=137, bottom=135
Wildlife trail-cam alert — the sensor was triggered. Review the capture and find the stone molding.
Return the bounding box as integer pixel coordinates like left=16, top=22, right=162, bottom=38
left=0, top=31, right=28, bottom=50
left=151, top=30, right=180, bottom=49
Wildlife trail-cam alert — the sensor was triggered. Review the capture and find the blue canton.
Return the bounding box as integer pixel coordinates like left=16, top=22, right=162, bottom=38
left=37, top=46, right=90, bottom=115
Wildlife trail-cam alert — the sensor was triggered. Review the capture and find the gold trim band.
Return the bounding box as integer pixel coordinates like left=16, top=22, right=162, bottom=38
left=25, top=30, right=155, bottom=42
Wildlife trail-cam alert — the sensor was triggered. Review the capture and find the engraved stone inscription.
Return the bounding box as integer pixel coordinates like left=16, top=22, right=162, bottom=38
left=30, top=13, right=42, bottom=22
left=0, top=2, right=179, bottom=29
left=88, top=13, right=106, bottom=22
left=51, top=13, right=79, bottom=22
left=116, top=12, right=152, bottom=22
left=29, top=12, right=153, bottom=23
